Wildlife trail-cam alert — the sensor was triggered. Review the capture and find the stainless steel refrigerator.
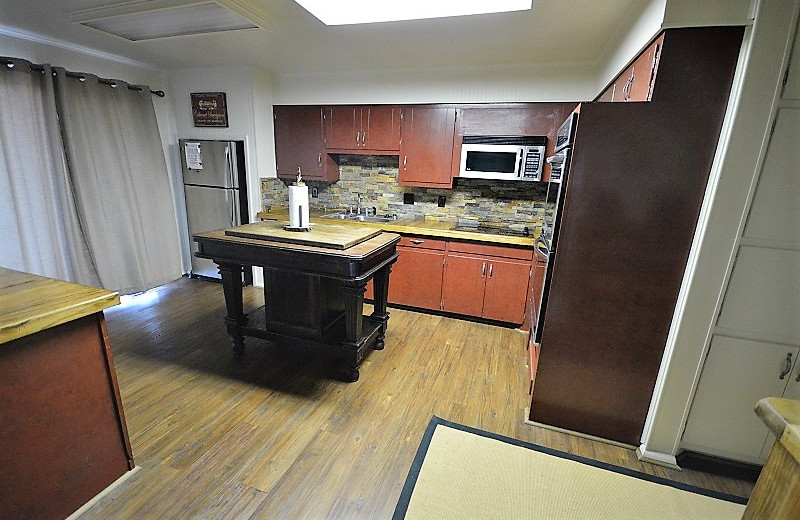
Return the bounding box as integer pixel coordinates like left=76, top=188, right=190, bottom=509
left=179, top=139, right=250, bottom=282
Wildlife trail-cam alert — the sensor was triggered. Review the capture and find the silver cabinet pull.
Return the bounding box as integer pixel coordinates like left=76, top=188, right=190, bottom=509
left=403, top=156, right=407, bottom=170
left=779, top=352, right=793, bottom=380
left=318, top=153, right=322, bottom=166
left=489, top=264, right=493, bottom=278
left=481, top=262, right=486, bottom=277
left=410, top=239, right=424, bottom=245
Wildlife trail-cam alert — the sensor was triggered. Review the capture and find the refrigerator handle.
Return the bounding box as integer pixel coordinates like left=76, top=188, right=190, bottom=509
left=225, top=145, right=235, bottom=189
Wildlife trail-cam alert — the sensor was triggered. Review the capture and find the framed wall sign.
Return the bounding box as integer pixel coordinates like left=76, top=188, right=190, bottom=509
left=191, top=92, right=228, bottom=127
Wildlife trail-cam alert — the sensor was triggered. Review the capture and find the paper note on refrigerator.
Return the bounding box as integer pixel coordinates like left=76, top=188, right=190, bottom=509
left=184, top=142, right=203, bottom=169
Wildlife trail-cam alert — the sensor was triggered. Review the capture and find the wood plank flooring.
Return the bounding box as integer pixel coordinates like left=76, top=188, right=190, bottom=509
left=77, top=277, right=755, bottom=519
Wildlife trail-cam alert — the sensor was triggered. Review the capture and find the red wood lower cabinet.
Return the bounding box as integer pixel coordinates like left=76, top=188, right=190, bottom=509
left=442, top=254, right=487, bottom=317
left=481, top=258, right=531, bottom=323
left=389, top=245, right=445, bottom=309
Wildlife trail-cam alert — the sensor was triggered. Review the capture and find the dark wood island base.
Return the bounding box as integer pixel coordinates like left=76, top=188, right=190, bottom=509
left=195, top=225, right=399, bottom=382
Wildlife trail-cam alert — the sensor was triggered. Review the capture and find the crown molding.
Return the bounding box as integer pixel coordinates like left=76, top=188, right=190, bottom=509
left=0, top=25, right=158, bottom=71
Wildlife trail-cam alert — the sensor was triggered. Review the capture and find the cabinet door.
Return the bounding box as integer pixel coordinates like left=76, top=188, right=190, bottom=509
left=363, top=106, right=401, bottom=151
left=743, top=109, right=800, bottom=248
left=398, top=106, right=456, bottom=188
left=597, top=82, right=617, bottom=102
left=325, top=106, right=358, bottom=150
left=441, top=254, right=486, bottom=317
left=681, top=336, right=798, bottom=463
left=628, top=35, right=663, bottom=101
left=482, top=258, right=530, bottom=324
left=389, top=246, right=445, bottom=310
left=273, top=106, right=334, bottom=181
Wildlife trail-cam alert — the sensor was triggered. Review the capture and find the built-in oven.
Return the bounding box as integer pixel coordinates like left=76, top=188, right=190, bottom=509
left=533, top=113, right=576, bottom=344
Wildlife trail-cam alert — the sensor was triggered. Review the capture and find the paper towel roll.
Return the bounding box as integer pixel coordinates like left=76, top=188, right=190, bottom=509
left=288, top=184, right=310, bottom=228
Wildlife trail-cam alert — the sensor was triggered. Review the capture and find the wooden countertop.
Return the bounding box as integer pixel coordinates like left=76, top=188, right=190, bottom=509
left=256, top=210, right=538, bottom=248
left=756, top=397, right=800, bottom=463
left=0, top=267, right=119, bottom=345
left=195, top=227, right=401, bottom=260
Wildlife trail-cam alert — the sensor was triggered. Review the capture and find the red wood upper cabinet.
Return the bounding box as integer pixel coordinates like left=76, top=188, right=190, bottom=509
left=481, top=258, right=531, bottom=323
left=274, top=105, right=338, bottom=181
left=325, top=105, right=401, bottom=153
left=596, top=34, right=664, bottom=103
left=325, top=106, right=358, bottom=150
left=363, top=106, right=401, bottom=151
left=398, top=106, right=456, bottom=188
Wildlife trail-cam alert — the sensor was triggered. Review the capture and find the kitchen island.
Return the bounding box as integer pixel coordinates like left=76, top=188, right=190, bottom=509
left=194, top=221, right=399, bottom=382
left=0, top=267, right=133, bottom=520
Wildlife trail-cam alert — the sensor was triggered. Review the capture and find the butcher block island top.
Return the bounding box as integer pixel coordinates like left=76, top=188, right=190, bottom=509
left=0, top=267, right=119, bottom=345
left=225, top=220, right=382, bottom=250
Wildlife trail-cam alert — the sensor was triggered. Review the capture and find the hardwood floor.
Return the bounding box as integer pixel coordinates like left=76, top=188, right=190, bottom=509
left=78, top=277, right=755, bottom=519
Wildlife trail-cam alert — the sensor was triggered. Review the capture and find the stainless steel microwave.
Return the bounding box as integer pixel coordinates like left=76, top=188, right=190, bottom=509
left=459, top=136, right=547, bottom=181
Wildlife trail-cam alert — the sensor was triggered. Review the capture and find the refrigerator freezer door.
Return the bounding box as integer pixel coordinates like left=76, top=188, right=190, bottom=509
left=180, top=140, right=238, bottom=188
left=184, top=184, right=240, bottom=279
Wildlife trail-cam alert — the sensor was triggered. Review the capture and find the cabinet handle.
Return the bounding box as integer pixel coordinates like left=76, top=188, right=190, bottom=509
left=403, top=156, right=407, bottom=170
left=489, top=264, right=493, bottom=278
left=318, top=153, right=322, bottom=166
left=357, top=131, right=362, bottom=145
left=779, top=352, right=793, bottom=380
left=410, top=239, right=424, bottom=245
left=481, top=262, right=486, bottom=278
left=361, top=131, right=366, bottom=145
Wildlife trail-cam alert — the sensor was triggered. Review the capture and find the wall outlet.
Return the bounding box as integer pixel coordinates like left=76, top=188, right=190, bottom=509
left=437, top=195, right=446, bottom=208
left=311, top=187, right=319, bottom=198
left=403, top=193, right=414, bottom=204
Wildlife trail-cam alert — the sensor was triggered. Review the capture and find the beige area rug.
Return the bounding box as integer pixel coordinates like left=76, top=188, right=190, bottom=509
left=393, top=417, right=746, bottom=520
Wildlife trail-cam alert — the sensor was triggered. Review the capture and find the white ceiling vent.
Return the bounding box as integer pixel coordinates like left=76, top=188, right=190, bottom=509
left=72, top=0, right=268, bottom=41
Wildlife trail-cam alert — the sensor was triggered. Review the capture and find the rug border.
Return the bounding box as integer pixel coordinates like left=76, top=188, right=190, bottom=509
left=391, top=416, right=747, bottom=520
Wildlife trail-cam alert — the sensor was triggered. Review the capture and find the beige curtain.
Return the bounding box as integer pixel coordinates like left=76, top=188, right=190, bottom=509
left=52, top=68, right=182, bottom=294
left=0, top=59, right=100, bottom=285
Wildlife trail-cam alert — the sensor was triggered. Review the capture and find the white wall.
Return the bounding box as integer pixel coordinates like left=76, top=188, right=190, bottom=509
left=164, top=66, right=273, bottom=283
left=273, top=62, right=597, bottom=105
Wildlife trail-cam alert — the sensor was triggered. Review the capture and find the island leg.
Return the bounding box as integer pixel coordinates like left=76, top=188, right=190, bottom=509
left=218, top=262, right=247, bottom=354
left=370, top=264, right=393, bottom=351
left=341, top=279, right=367, bottom=382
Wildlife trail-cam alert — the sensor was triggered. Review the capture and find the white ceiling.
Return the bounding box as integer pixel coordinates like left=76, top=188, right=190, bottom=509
left=0, top=0, right=646, bottom=75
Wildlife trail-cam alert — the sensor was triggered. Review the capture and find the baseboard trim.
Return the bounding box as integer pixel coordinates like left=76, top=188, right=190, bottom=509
left=523, top=408, right=636, bottom=450
left=637, top=445, right=681, bottom=470
left=66, top=466, right=140, bottom=520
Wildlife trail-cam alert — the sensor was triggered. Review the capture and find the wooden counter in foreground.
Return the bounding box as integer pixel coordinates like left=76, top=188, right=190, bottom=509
left=0, top=267, right=133, bottom=520
left=742, top=397, right=800, bottom=519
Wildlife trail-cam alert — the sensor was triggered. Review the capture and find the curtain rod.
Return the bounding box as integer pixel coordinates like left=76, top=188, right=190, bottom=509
left=1, top=57, right=166, bottom=98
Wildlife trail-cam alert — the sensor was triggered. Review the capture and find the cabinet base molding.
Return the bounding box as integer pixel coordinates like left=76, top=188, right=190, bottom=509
left=523, top=408, right=636, bottom=450
left=637, top=446, right=681, bottom=470
left=65, top=466, right=140, bottom=520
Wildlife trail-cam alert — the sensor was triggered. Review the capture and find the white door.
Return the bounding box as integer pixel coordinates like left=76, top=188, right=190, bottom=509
left=682, top=336, right=798, bottom=464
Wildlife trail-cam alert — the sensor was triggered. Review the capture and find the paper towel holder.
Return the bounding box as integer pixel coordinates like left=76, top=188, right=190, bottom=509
left=285, top=168, right=313, bottom=232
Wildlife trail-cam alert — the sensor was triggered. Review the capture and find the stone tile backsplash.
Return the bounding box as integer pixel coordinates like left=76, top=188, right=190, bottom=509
left=261, top=155, right=553, bottom=228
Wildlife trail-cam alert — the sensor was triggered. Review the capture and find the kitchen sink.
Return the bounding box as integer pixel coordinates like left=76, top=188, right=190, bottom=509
left=320, top=212, right=398, bottom=224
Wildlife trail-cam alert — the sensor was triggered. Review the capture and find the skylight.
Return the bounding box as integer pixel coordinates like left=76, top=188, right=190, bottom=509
left=294, top=0, right=533, bottom=26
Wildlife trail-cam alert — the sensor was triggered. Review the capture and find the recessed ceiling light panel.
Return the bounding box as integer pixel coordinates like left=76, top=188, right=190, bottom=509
left=294, top=0, right=533, bottom=26
left=73, top=1, right=264, bottom=41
